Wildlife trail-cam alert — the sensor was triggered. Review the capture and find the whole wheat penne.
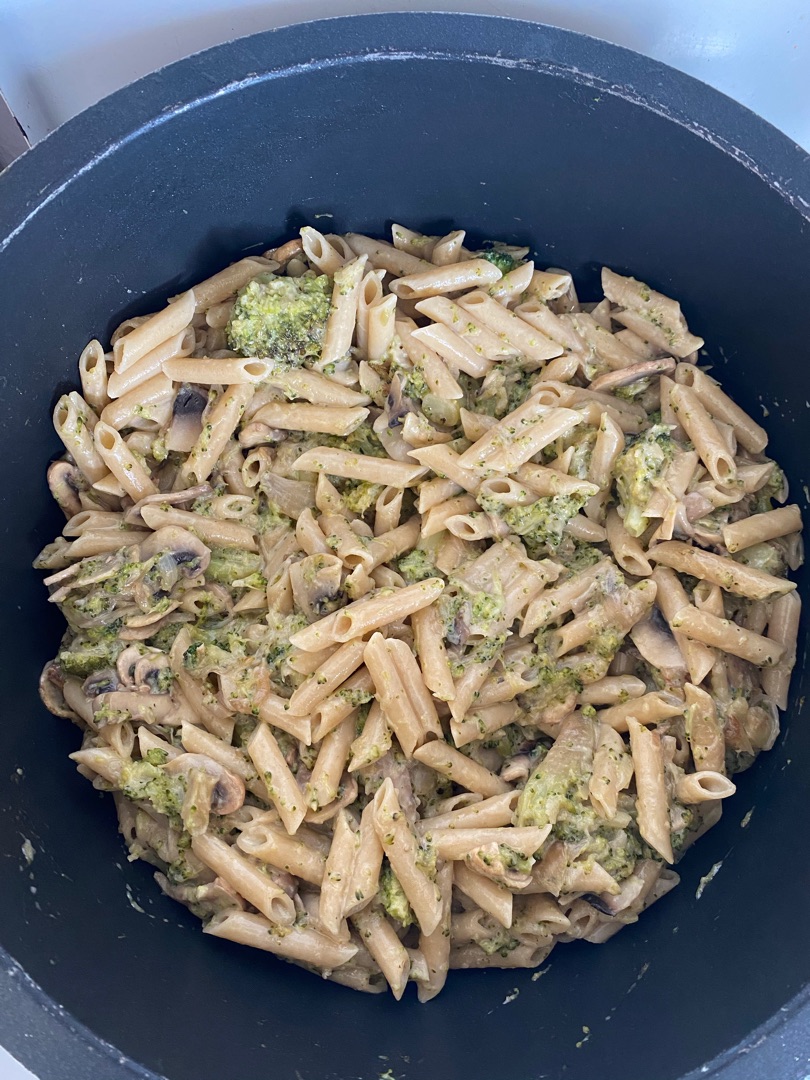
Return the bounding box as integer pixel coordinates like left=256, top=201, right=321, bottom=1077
left=671, top=605, right=784, bottom=666
left=761, top=591, right=801, bottom=709
left=413, top=741, right=510, bottom=798
left=648, top=540, right=796, bottom=600
left=722, top=505, right=802, bottom=553
left=674, top=363, right=767, bottom=453
left=457, top=291, right=563, bottom=362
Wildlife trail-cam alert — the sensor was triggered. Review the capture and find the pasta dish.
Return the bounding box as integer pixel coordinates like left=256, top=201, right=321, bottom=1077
left=36, top=223, right=803, bottom=999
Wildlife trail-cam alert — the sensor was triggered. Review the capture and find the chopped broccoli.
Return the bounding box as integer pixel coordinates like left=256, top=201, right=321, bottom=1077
left=57, top=632, right=123, bottom=677
left=321, top=421, right=387, bottom=460
left=477, top=248, right=520, bottom=275
left=341, top=481, right=384, bottom=514
left=378, top=862, right=414, bottom=928
left=751, top=464, right=785, bottom=514
left=614, top=423, right=675, bottom=536
left=500, top=492, right=589, bottom=550
left=226, top=272, right=331, bottom=368
left=476, top=355, right=534, bottom=418
left=397, top=547, right=439, bottom=584
left=121, top=760, right=185, bottom=821
left=206, top=547, right=263, bottom=585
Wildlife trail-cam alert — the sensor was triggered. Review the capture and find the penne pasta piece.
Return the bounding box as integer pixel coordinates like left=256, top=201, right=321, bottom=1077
left=452, top=863, right=513, bottom=929
left=247, top=724, right=307, bottom=835
left=93, top=422, right=158, bottom=500
left=721, top=505, right=802, bottom=553
left=671, top=605, right=784, bottom=666
left=413, top=741, right=510, bottom=798
left=683, top=683, right=725, bottom=773
left=676, top=771, right=736, bottom=803
left=597, top=691, right=685, bottom=734
left=674, top=363, right=767, bottom=453
left=205, top=910, right=356, bottom=969
left=668, top=382, right=736, bottom=484
left=761, top=591, right=801, bottom=710
left=162, top=357, right=272, bottom=384
left=628, top=718, right=674, bottom=863
left=179, top=384, right=254, bottom=487
left=457, top=291, right=563, bottom=362
left=350, top=905, right=410, bottom=1000
left=317, top=255, right=368, bottom=371
left=371, top=778, right=443, bottom=936
left=648, top=540, right=796, bottom=600
left=390, top=259, right=503, bottom=300
left=413, top=295, right=517, bottom=360
left=589, top=724, right=633, bottom=819
left=293, top=446, right=428, bottom=487
left=319, top=810, right=360, bottom=937
left=113, top=290, right=195, bottom=373
left=191, top=833, right=295, bottom=925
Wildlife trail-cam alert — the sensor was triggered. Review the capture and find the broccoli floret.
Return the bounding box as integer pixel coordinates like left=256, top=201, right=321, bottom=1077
left=476, top=355, right=534, bottom=418
left=227, top=272, right=331, bottom=368
left=378, top=862, right=414, bottom=928
left=751, top=464, right=785, bottom=514
left=321, top=421, right=387, bottom=460
left=121, top=760, right=185, bottom=821
left=397, top=547, right=439, bottom=584
left=500, top=492, right=589, bottom=550
left=58, top=637, right=122, bottom=677
left=206, top=547, right=263, bottom=585
left=614, top=423, right=675, bottom=537
left=477, top=248, right=520, bottom=275
left=341, top=481, right=384, bottom=514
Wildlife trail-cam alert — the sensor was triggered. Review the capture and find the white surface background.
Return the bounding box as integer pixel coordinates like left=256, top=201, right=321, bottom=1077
left=0, top=2, right=808, bottom=1078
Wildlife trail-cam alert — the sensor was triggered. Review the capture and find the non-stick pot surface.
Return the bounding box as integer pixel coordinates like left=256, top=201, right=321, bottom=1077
left=1, top=14, right=809, bottom=1080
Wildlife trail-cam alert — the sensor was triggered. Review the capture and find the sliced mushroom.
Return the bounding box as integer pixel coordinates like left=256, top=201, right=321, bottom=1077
left=124, top=484, right=212, bottom=528
left=155, top=872, right=244, bottom=917
left=47, top=460, right=85, bottom=518
left=139, top=526, right=211, bottom=578
left=500, top=753, right=533, bottom=784
left=629, top=610, right=687, bottom=684
left=133, top=651, right=173, bottom=693
left=289, top=554, right=345, bottom=622
left=386, top=373, right=417, bottom=429
left=119, top=610, right=193, bottom=641
left=588, top=356, right=676, bottom=394
left=39, top=661, right=79, bottom=719
left=82, top=668, right=121, bottom=697
left=165, top=384, right=209, bottom=452
left=179, top=583, right=233, bottom=619
left=164, top=753, right=246, bottom=815
left=117, top=645, right=146, bottom=686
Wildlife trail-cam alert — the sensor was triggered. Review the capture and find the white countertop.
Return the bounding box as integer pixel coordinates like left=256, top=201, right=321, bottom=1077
left=0, top=2, right=808, bottom=1078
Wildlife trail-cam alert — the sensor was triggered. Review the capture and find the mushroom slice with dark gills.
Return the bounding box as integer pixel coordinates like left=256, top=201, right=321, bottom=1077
left=136, top=526, right=211, bottom=607
left=81, top=667, right=121, bottom=697
left=629, top=608, right=687, bottom=686
left=39, top=660, right=79, bottom=719
left=165, top=383, right=209, bottom=453
left=44, top=545, right=143, bottom=603
left=289, top=554, right=345, bottom=622
left=47, top=460, right=86, bottom=519
left=164, top=753, right=246, bottom=835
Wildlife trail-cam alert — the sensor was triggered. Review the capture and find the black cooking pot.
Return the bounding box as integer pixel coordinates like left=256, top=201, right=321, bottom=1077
left=1, top=13, right=809, bottom=1080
